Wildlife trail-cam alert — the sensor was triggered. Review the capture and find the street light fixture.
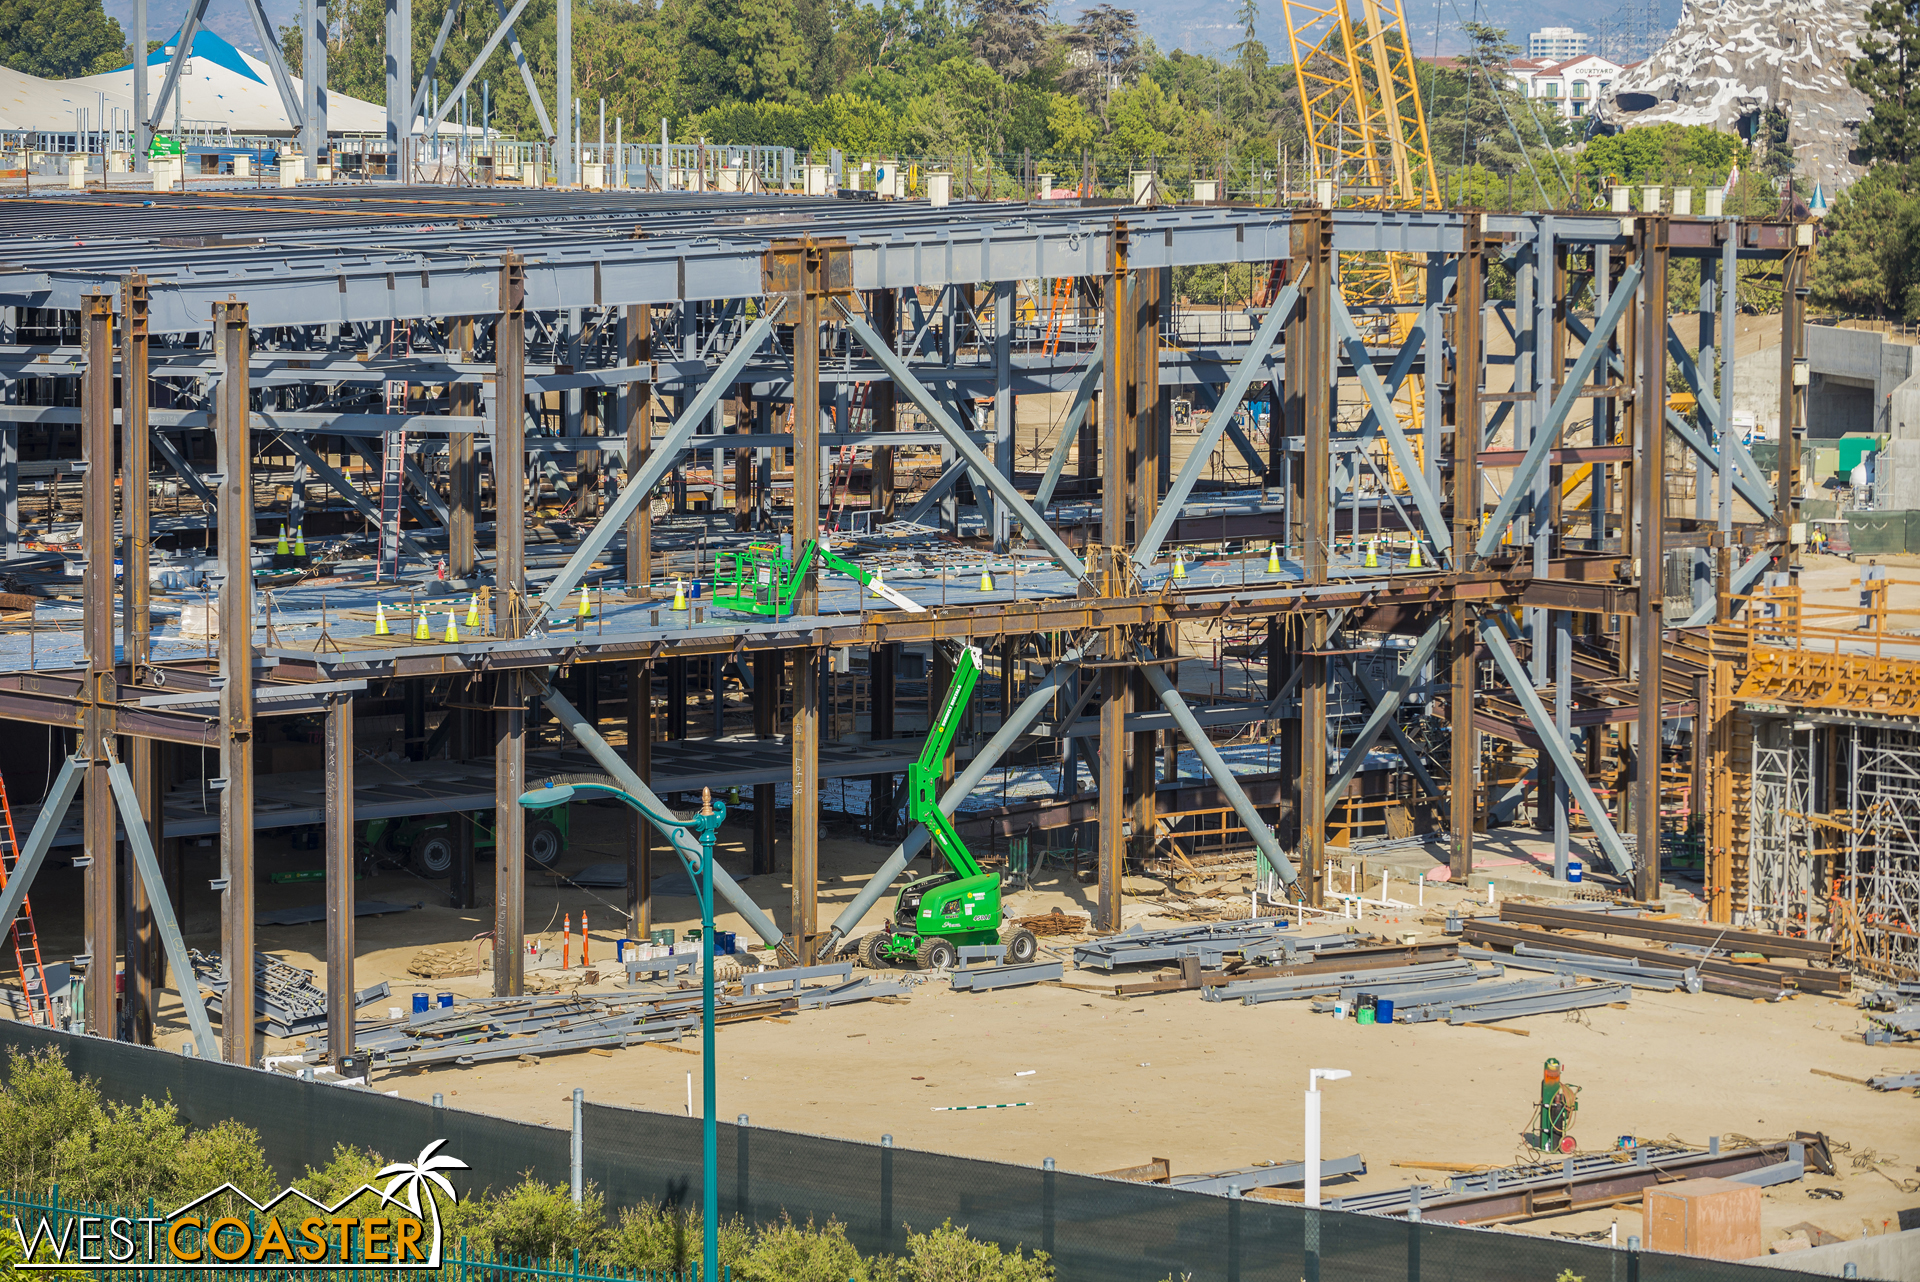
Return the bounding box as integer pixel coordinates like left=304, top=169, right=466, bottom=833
left=522, top=776, right=727, bottom=1280
left=1304, top=1068, right=1350, bottom=1209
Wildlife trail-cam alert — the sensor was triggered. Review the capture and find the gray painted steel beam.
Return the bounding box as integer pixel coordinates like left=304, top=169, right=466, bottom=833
left=105, top=759, right=219, bottom=1058
left=838, top=301, right=1088, bottom=580
left=1323, top=618, right=1446, bottom=817
left=535, top=679, right=784, bottom=948
left=1330, top=298, right=1451, bottom=554
left=277, top=434, right=432, bottom=559
left=1478, top=621, right=1633, bottom=874
left=1133, top=283, right=1297, bottom=570
left=1136, top=645, right=1298, bottom=886
left=534, top=302, right=784, bottom=620
left=0, top=755, right=82, bottom=958
left=1476, top=263, right=1643, bottom=558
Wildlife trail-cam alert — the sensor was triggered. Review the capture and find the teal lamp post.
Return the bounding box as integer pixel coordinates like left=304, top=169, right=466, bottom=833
left=520, top=776, right=728, bottom=1280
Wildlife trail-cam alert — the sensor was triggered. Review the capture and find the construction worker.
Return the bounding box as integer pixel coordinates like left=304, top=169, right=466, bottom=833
left=1859, top=558, right=1889, bottom=631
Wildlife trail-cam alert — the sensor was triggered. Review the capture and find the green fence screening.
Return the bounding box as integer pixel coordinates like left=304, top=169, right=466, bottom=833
left=0, top=1021, right=1815, bottom=1282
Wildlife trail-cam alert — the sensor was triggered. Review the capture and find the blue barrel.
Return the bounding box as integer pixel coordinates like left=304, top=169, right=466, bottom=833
left=437, top=991, right=454, bottom=1008
left=716, top=930, right=737, bottom=955
left=411, top=992, right=429, bottom=1014
left=1376, top=998, right=1394, bottom=1024
left=1567, top=860, right=1583, bottom=883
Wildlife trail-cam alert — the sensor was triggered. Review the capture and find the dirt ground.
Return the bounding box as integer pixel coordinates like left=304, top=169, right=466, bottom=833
left=38, top=787, right=1904, bottom=1258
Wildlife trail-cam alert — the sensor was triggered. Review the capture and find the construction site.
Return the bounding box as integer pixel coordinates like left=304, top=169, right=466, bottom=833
left=0, top=1, right=1913, bottom=1274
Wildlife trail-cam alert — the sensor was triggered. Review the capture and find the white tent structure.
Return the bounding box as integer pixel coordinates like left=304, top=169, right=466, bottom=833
left=66, top=28, right=388, bottom=138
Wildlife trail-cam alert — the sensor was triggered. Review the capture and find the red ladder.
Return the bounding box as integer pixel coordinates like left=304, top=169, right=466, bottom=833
left=0, top=773, right=51, bottom=1024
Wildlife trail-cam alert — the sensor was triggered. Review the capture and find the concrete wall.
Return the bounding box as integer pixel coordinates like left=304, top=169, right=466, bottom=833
left=1737, top=330, right=1916, bottom=441
left=1746, top=1226, right=1920, bottom=1281
left=1881, top=373, right=1920, bottom=508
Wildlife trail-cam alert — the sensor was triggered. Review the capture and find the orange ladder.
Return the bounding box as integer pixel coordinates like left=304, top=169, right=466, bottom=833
left=0, top=773, right=51, bottom=1024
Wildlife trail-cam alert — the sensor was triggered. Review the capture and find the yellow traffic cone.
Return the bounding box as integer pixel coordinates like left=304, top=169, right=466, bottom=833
left=979, top=568, right=995, bottom=592
left=671, top=579, right=688, bottom=610
left=374, top=602, right=390, bottom=636
left=869, top=566, right=886, bottom=597
left=276, top=525, right=289, bottom=555
left=1266, top=545, right=1281, bottom=574
left=1364, top=540, right=1378, bottom=568
left=1170, top=555, right=1186, bottom=581
left=578, top=590, right=593, bottom=621
left=444, top=611, right=459, bottom=643
left=413, top=608, right=430, bottom=640
left=1408, top=540, right=1423, bottom=569
left=465, top=593, right=480, bottom=628
left=293, top=528, right=306, bottom=557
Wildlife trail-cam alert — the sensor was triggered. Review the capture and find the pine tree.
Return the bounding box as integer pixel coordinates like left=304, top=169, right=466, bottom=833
left=1851, top=0, right=1920, bottom=167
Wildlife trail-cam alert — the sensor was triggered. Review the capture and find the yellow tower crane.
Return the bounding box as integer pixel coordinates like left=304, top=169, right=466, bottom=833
left=1284, top=0, right=1439, bottom=491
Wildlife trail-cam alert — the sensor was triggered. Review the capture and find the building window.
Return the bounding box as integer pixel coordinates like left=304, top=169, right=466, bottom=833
left=1543, top=82, right=1560, bottom=98
left=1572, top=81, right=1588, bottom=98
left=1572, top=102, right=1585, bottom=116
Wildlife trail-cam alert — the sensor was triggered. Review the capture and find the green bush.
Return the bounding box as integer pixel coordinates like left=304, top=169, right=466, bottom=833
left=604, top=1201, right=752, bottom=1273
left=478, top=1175, right=608, bottom=1262
left=739, top=1214, right=890, bottom=1282
left=903, top=1220, right=1052, bottom=1281
left=0, top=1049, right=1068, bottom=1280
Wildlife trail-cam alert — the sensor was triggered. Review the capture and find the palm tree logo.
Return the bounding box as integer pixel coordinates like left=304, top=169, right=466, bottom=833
left=376, top=1140, right=469, bottom=1267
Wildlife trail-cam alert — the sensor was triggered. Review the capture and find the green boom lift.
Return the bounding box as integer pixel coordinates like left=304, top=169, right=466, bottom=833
left=714, top=537, right=927, bottom=617
left=857, top=644, right=1038, bottom=970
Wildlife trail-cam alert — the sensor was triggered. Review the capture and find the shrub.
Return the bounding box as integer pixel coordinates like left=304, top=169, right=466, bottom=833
left=903, top=1219, right=1052, bottom=1281
left=603, top=1201, right=751, bottom=1273
left=480, top=1175, right=606, bottom=1262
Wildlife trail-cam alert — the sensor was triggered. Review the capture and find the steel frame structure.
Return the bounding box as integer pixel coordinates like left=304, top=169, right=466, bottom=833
left=0, top=187, right=1814, bottom=1062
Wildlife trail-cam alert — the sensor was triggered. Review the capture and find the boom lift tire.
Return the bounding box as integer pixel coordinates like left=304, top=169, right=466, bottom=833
left=999, top=925, right=1039, bottom=964
left=915, top=937, right=958, bottom=971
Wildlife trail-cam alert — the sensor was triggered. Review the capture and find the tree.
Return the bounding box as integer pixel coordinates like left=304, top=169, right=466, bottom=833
left=0, top=0, right=126, bottom=78
left=1810, top=165, right=1920, bottom=317
left=680, top=0, right=807, bottom=114
left=1232, top=0, right=1261, bottom=85
left=1850, top=0, right=1920, bottom=167
left=1064, top=4, right=1142, bottom=122
left=972, top=0, right=1046, bottom=80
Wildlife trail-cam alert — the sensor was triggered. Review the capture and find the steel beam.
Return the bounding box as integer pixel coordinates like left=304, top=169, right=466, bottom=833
left=1137, top=645, right=1299, bottom=886
left=1476, top=263, right=1644, bottom=558
left=1478, top=621, right=1632, bottom=874
left=494, top=257, right=528, bottom=997
left=104, top=759, right=218, bottom=1059
left=1133, top=284, right=1296, bottom=570
left=837, top=302, right=1088, bottom=580
left=278, top=435, right=432, bottom=560
left=1323, top=618, right=1446, bottom=817
left=536, top=680, right=783, bottom=946
left=1330, top=298, right=1451, bottom=554
left=1635, top=217, right=1669, bottom=902
left=535, top=302, right=784, bottom=621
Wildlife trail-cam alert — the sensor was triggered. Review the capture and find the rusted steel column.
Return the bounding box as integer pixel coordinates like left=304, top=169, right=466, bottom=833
left=325, top=694, right=355, bottom=1059
left=82, top=294, right=119, bottom=1039
left=1635, top=216, right=1670, bottom=903
left=214, top=299, right=256, bottom=1064
left=494, top=254, right=528, bottom=997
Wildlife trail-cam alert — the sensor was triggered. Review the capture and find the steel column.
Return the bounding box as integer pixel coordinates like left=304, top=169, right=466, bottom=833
left=214, top=300, right=256, bottom=1065
left=82, top=295, right=118, bottom=1039
left=494, top=255, right=527, bottom=997
left=1635, top=217, right=1669, bottom=902
left=624, top=307, right=652, bottom=590
left=449, top=316, right=478, bottom=577
left=325, top=694, right=355, bottom=1059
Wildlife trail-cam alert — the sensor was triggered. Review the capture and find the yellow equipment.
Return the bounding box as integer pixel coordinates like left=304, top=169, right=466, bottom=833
left=1284, top=0, right=1438, bottom=496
